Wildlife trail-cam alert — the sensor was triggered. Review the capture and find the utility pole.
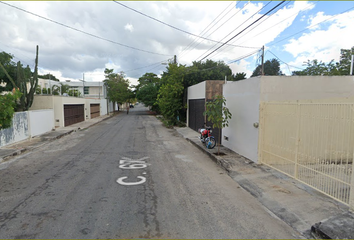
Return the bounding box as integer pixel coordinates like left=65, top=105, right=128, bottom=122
left=83, top=73, right=85, bottom=97
left=261, top=46, right=265, bottom=76
left=174, top=55, right=177, bottom=64
left=49, top=73, right=51, bottom=95
left=350, top=55, right=354, bottom=75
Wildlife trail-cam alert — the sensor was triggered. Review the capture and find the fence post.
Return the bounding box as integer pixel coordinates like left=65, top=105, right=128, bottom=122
left=294, top=103, right=301, bottom=178
left=350, top=155, right=354, bottom=211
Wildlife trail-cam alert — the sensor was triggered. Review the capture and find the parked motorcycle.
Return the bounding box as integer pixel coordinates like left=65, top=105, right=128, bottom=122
left=198, top=126, right=216, bottom=149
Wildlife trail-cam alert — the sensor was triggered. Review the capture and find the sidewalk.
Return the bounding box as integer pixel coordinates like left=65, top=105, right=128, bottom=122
left=0, top=113, right=114, bottom=163
left=175, top=126, right=354, bottom=239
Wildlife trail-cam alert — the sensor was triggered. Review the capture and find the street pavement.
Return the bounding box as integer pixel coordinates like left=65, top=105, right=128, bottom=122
left=0, top=104, right=353, bottom=238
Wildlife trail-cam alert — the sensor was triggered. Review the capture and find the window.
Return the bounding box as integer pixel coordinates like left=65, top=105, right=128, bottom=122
left=84, top=86, right=89, bottom=94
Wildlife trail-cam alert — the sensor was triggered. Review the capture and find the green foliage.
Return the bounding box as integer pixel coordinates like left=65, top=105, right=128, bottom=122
left=68, top=89, right=81, bottom=97
left=204, top=95, right=232, bottom=129
left=136, top=83, right=160, bottom=112
left=229, top=72, right=247, bottom=81
left=251, top=58, right=283, bottom=77
left=137, top=73, right=160, bottom=89
left=103, top=68, right=132, bottom=110
left=184, top=60, right=232, bottom=87
left=60, top=83, right=70, bottom=95
left=38, top=73, right=59, bottom=81
left=157, top=64, right=185, bottom=125
left=135, top=72, right=161, bottom=112
left=35, top=85, right=41, bottom=94
left=52, top=85, right=60, bottom=95
left=0, top=89, right=22, bottom=130
left=0, top=52, right=17, bottom=92
left=0, top=46, right=39, bottom=111
left=292, top=47, right=354, bottom=76
left=203, top=95, right=232, bottom=154
left=42, top=88, right=48, bottom=94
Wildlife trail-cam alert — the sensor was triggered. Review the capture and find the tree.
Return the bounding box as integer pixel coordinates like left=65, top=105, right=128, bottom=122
left=103, top=68, right=130, bottom=111
left=157, top=63, right=186, bottom=125
left=184, top=59, right=232, bottom=87
left=136, top=72, right=160, bottom=90
left=251, top=58, right=283, bottom=77
left=136, top=83, right=160, bottom=112
left=203, top=95, right=232, bottom=155
left=0, top=89, right=21, bottom=130
left=0, top=51, right=17, bottom=93
left=136, top=72, right=161, bottom=112
left=229, top=72, right=247, bottom=81
left=0, top=46, right=39, bottom=111
left=292, top=47, right=354, bottom=76
left=38, top=73, right=59, bottom=81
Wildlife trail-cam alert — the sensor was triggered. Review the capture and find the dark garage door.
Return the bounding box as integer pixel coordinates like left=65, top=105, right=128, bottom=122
left=188, top=99, right=205, bottom=132
left=64, top=104, right=85, bottom=126
left=90, top=104, right=100, bottom=119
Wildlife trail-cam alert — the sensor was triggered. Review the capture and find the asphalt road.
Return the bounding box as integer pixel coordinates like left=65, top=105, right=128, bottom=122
left=0, top=104, right=301, bottom=239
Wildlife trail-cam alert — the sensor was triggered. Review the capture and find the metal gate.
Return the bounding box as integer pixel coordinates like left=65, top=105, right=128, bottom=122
left=259, top=102, right=354, bottom=209
left=188, top=99, right=205, bottom=132
left=64, top=104, right=85, bottom=126
left=90, top=104, right=100, bottom=119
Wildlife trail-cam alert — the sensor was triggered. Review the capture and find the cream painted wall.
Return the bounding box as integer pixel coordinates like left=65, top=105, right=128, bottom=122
left=222, top=78, right=261, bottom=163
left=260, top=76, right=354, bottom=102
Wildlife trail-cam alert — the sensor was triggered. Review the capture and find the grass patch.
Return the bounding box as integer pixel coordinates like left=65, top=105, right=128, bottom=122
left=156, top=115, right=186, bottom=128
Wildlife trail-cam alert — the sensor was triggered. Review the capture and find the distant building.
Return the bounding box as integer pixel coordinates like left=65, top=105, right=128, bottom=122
left=37, top=78, right=106, bottom=99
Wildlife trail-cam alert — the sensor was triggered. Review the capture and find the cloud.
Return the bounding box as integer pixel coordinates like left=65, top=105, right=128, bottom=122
left=124, top=23, right=134, bottom=32
left=284, top=8, right=354, bottom=65
left=0, top=1, right=350, bottom=83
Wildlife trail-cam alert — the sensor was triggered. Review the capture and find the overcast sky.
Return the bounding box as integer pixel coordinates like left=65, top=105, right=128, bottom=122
left=1, top=1, right=353, bottom=86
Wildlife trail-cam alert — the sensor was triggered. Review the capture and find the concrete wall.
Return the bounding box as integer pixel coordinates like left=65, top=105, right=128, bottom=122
left=30, top=95, right=54, bottom=110
left=188, top=81, right=206, bottom=100
left=222, top=75, right=354, bottom=163
left=0, top=112, right=29, bottom=147
left=222, top=78, right=261, bottom=163
left=28, top=110, right=54, bottom=137
left=260, top=76, right=354, bottom=102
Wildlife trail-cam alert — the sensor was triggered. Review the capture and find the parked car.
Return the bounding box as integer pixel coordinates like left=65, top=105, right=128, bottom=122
left=130, top=104, right=134, bottom=108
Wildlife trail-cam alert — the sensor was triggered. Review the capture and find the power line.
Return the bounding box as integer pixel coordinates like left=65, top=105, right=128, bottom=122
left=269, top=5, right=354, bottom=47
left=0, top=1, right=172, bottom=57
left=267, top=50, right=304, bottom=75
left=179, top=2, right=236, bottom=58
left=195, top=1, right=273, bottom=62
left=199, top=1, right=287, bottom=62
left=113, top=1, right=259, bottom=49
left=237, top=1, right=317, bottom=47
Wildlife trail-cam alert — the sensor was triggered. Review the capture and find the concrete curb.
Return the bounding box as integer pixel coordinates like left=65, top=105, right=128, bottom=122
left=185, top=138, right=233, bottom=173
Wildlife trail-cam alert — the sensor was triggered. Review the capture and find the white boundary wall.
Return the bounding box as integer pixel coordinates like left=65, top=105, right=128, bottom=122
left=28, top=109, right=54, bottom=137
left=222, top=78, right=261, bottom=162
left=222, top=75, right=354, bottom=163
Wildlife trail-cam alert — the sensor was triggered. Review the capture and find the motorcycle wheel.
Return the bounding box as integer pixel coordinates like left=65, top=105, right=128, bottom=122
left=205, top=136, right=216, bottom=149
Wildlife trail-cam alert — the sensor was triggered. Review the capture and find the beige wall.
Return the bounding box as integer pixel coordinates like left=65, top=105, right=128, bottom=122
left=260, top=76, right=354, bottom=102
left=31, top=95, right=54, bottom=110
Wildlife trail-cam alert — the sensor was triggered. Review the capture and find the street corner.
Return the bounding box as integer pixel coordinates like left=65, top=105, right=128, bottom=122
left=311, top=212, right=354, bottom=239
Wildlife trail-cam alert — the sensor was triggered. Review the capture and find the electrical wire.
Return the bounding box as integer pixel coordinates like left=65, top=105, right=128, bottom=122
left=0, top=1, right=172, bottom=57
left=237, top=1, right=317, bottom=47
left=267, top=50, right=304, bottom=75
left=269, top=5, right=354, bottom=47
left=179, top=2, right=236, bottom=58
left=211, top=1, right=292, bottom=61
left=113, top=1, right=259, bottom=49
left=198, top=1, right=287, bottom=62
left=195, top=1, right=273, bottom=62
